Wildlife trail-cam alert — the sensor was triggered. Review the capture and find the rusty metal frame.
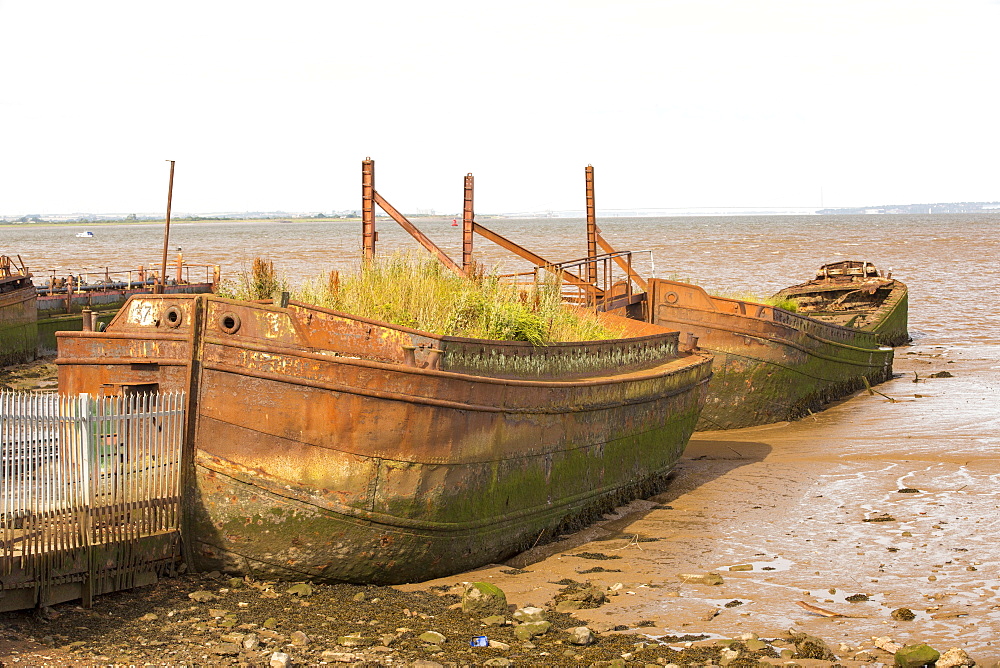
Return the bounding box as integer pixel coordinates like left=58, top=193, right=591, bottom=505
left=358, top=159, right=648, bottom=303
left=372, top=191, right=465, bottom=276
left=595, top=231, right=649, bottom=293
left=471, top=221, right=600, bottom=296
left=537, top=250, right=646, bottom=312
left=361, top=159, right=465, bottom=276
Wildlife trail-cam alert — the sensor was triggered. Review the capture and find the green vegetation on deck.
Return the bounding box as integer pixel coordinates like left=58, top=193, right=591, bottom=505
left=219, top=254, right=626, bottom=344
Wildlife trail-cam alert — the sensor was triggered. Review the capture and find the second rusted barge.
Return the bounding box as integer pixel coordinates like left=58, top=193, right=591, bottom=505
left=0, top=255, right=37, bottom=366
left=774, top=260, right=909, bottom=347
left=57, top=293, right=712, bottom=584
left=34, top=260, right=219, bottom=355
left=645, top=270, right=899, bottom=430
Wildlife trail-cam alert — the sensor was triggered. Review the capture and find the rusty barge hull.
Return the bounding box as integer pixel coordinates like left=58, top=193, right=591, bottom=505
left=0, top=259, right=37, bottom=366
left=57, top=294, right=711, bottom=584
left=647, top=278, right=893, bottom=431
left=774, top=260, right=909, bottom=348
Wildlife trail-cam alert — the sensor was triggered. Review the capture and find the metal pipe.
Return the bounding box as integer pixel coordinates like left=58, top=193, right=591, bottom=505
left=156, top=160, right=176, bottom=295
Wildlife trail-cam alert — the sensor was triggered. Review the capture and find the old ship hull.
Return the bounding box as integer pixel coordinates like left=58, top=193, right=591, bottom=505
left=0, top=259, right=37, bottom=366
left=647, top=278, right=893, bottom=430
left=774, top=260, right=909, bottom=347
left=57, top=294, right=712, bottom=584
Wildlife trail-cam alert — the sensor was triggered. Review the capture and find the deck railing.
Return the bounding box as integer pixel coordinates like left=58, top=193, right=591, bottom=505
left=0, top=391, right=185, bottom=610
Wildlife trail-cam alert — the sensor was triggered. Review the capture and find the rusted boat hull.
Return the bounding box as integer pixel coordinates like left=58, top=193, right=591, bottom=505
left=0, top=264, right=37, bottom=366
left=57, top=294, right=711, bottom=584
left=774, top=261, right=909, bottom=347
left=648, top=278, right=893, bottom=430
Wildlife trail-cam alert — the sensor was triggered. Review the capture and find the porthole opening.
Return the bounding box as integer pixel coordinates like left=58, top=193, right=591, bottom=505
left=218, top=312, right=241, bottom=334
left=165, top=305, right=183, bottom=328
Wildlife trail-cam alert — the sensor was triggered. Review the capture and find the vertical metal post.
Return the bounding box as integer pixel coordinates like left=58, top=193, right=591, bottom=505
left=65, top=274, right=74, bottom=313
left=156, top=160, right=176, bottom=295
left=78, top=393, right=93, bottom=506
left=362, top=158, right=376, bottom=263
left=585, top=165, right=597, bottom=286
left=463, top=173, right=475, bottom=273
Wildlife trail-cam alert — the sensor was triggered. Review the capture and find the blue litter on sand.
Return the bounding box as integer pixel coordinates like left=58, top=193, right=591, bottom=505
left=470, top=636, right=489, bottom=647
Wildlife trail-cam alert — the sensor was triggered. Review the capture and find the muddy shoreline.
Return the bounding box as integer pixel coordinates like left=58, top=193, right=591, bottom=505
left=2, top=343, right=997, bottom=665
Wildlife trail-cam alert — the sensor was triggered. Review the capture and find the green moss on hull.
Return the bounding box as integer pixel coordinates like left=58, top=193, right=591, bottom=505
left=0, top=321, right=37, bottom=366
left=697, top=345, right=892, bottom=430
left=188, top=394, right=704, bottom=585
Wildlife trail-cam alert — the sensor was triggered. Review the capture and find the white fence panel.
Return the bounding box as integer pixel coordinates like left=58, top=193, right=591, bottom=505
left=0, top=390, right=185, bottom=609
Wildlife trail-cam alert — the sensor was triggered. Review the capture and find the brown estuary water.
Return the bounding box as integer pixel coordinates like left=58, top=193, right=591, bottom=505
left=6, top=213, right=1000, bottom=344
left=6, top=213, right=1000, bottom=656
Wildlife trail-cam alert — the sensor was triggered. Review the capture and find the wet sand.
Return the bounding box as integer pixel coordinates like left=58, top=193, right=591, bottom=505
left=402, top=341, right=1000, bottom=660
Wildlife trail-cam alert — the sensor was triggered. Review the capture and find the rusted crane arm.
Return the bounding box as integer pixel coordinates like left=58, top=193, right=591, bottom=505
left=472, top=222, right=600, bottom=294
left=595, top=231, right=648, bottom=292
left=372, top=191, right=466, bottom=277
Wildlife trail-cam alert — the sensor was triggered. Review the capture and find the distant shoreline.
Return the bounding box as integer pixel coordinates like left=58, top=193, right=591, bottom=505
left=0, top=217, right=365, bottom=230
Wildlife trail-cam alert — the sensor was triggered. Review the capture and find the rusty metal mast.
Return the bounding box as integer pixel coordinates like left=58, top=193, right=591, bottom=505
left=362, top=158, right=376, bottom=262
left=585, top=165, right=597, bottom=285
left=155, top=160, right=176, bottom=295
left=462, top=173, right=474, bottom=273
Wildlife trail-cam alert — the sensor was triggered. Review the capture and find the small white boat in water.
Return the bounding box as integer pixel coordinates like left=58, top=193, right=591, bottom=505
left=75, top=231, right=95, bottom=238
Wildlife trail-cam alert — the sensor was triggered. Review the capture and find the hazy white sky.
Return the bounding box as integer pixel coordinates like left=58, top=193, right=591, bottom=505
left=2, top=0, right=999, bottom=215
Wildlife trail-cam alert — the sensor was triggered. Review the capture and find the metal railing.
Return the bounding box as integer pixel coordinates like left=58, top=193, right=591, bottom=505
left=0, top=391, right=185, bottom=609
left=535, top=250, right=654, bottom=310
left=34, top=263, right=219, bottom=295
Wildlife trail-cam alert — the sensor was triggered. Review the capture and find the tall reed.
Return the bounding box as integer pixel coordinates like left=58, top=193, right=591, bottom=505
left=217, top=258, right=287, bottom=301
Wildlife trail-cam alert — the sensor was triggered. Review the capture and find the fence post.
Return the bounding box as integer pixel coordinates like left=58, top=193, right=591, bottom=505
left=78, top=393, right=93, bottom=507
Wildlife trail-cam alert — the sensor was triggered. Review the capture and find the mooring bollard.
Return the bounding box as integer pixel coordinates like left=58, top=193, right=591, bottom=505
left=401, top=344, right=417, bottom=367
left=426, top=348, right=444, bottom=370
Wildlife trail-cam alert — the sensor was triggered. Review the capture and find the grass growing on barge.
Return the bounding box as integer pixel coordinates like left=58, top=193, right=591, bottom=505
left=710, top=290, right=799, bottom=312
left=224, top=254, right=626, bottom=343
